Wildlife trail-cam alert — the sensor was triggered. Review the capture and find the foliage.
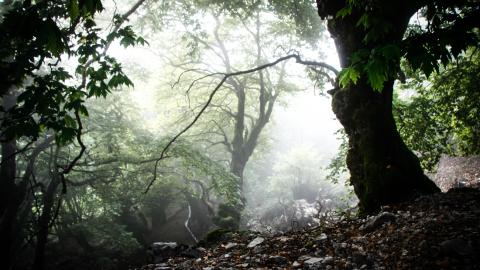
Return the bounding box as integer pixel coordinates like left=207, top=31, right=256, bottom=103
left=268, top=0, right=325, bottom=45
left=394, top=50, right=480, bottom=171
left=334, top=0, right=480, bottom=91
left=325, top=129, right=349, bottom=184
left=330, top=50, right=480, bottom=174
left=0, top=0, right=143, bottom=143
left=173, top=142, right=242, bottom=207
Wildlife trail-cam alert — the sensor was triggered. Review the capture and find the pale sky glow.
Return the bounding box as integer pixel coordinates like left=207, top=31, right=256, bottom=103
left=109, top=16, right=342, bottom=138
left=107, top=7, right=344, bottom=186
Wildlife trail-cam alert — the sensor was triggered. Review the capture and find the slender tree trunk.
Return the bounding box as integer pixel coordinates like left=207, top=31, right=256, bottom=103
left=32, top=176, right=61, bottom=270
left=230, top=152, right=246, bottom=187
left=318, top=1, right=439, bottom=214
left=0, top=139, right=18, bottom=270
left=0, top=91, right=22, bottom=270
left=32, top=146, right=61, bottom=270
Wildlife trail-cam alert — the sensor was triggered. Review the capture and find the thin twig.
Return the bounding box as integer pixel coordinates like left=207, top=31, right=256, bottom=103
left=144, top=53, right=338, bottom=193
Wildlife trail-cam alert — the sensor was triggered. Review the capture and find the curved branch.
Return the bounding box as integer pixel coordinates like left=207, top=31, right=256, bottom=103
left=144, top=53, right=337, bottom=193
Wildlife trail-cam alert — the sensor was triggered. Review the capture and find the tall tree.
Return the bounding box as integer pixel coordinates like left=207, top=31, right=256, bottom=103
left=156, top=8, right=324, bottom=228
left=315, top=0, right=478, bottom=214
left=0, top=1, right=146, bottom=269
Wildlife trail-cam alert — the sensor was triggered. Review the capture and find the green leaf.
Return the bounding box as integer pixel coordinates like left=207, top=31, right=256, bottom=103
left=356, top=14, right=370, bottom=29
left=365, top=59, right=386, bottom=91
left=79, top=105, right=89, bottom=117
left=39, top=18, right=65, bottom=56
left=379, top=44, right=401, bottom=60
left=64, top=114, right=77, bottom=128
left=56, top=128, right=77, bottom=145
left=68, top=0, right=80, bottom=20
left=336, top=6, right=352, bottom=18
left=136, top=36, right=149, bottom=46
left=339, top=67, right=360, bottom=88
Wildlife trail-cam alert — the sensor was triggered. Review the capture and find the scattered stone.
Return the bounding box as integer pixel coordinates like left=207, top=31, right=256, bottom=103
left=247, top=237, right=264, bottom=248
left=314, top=233, right=328, bottom=244
left=223, top=242, right=238, bottom=250
left=252, top=245, right=263, bottom=254
left=362, top=212, right=396, bottom=232
left=152, top=263, right=170, bottom=270
left=149, top=242, right=181, bottom=263
left=304, top=257, right=323, bottom=264
left=278, top=236, right=291, bottom=242
left=180, top=246, right=201, bottom=258
left=267, top=255, right=288, bottom=265
left=323, top=256, right=334, bottom=264
left=133, top=189, right=480, bottom=270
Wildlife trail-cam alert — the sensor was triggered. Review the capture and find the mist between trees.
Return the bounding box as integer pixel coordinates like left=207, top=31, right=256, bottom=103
left=1, top=0, right=478, bottom=270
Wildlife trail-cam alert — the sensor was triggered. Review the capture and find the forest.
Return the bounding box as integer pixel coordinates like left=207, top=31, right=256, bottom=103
left=0, top=0, right=479, bottom=269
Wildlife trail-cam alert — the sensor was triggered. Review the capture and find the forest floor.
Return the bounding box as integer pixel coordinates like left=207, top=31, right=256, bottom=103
left=134, top=188, right=480, bottom=270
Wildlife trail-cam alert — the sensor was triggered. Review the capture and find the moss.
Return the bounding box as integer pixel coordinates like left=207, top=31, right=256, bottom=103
left=198, top=228, right=232, bottom=247
left=213, top=203, right=242, bottom=230
left=303, top=241, right=315, bottom=249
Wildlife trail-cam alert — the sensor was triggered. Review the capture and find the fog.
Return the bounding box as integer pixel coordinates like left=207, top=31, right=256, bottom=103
left=0, top=0, right=389, bottom=264
left=101, top=7, right=356, bottom=234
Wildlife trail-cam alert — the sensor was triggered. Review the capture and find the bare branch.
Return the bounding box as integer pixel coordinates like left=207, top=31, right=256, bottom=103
left=144, top=53, right=338, bottom=193
left=56, top=110, right=86, bottom=195
left=212, top=119, right=233, bottom=153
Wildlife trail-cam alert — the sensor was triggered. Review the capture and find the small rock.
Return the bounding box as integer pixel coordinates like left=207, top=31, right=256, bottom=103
left=323, top=256, right=334, bottom=264
left=278, top=236, right=291, bottom=242
left=315, top=233, right=328, bottom=244
left=298, top=255, right=311, bottom=261
left=177, top=259, right=192, bottom=269
left=267, top=255, right=288, bottom=265
left=150, top=242, right=181, bottom=263
left=363, top=212, right=396, bottom=232
left=304, top=257, right=323, bottom=264
left=247, top=237, right=265, bottom=248
left=252, top=245, right=263, bottom=254
left=224, top=242, right=238, bottom=250
left=153, top=263, right=170, bottom=270
left=180, top=247, right=201, bottom=258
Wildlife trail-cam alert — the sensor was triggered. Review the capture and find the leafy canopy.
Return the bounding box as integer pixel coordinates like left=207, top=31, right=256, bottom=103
left=395, top=50, right=480, bottom=170
left=0, top=0, right=144, bottom=144
left=336, top=0, right=480, bottom=91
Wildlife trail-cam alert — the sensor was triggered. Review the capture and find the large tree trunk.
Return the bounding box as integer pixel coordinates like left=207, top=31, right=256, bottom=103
left=332, top=81, right=439, bottom=214
left=318, top=1, right=440, bottom=214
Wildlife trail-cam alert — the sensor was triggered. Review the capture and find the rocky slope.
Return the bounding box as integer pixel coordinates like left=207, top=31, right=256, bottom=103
left=134, top=188, right=480, bottom=270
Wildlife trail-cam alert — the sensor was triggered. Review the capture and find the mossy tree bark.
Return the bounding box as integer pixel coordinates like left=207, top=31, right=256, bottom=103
left=317, top=0, right=440, bottom=215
